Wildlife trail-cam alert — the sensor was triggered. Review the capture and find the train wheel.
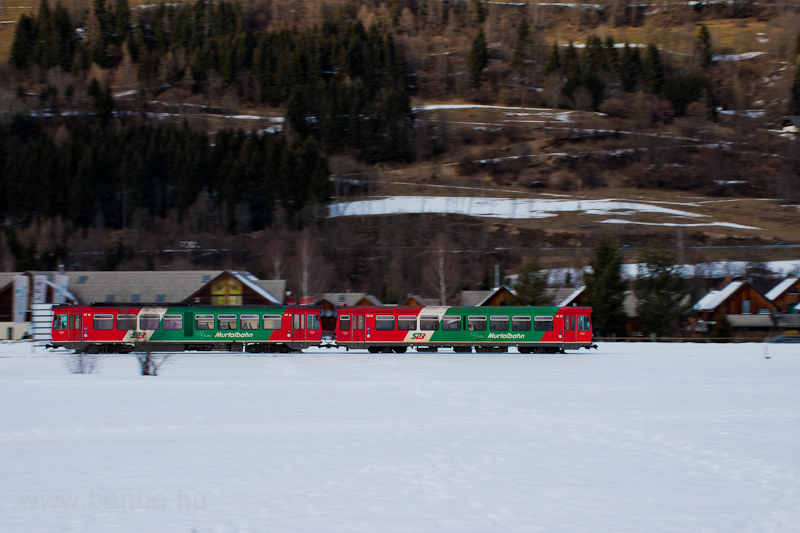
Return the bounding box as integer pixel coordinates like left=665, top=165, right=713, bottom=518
left=393, top=347, right=407, bottom=353
left=368, top=346, right=381, bottom=354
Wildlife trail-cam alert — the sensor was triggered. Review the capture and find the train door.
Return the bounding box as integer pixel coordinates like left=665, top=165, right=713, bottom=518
left=306, top=311, right=321, bottom=345
left=352, top=312, right=365, bottom=349
left=563, top=313, right=577, bottom=350
left=292, top=312, right=306, bottom=349
left=68, top=312, right=82, bottom=344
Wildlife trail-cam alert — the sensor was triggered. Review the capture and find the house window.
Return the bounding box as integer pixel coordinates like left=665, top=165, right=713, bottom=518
left=759, top=308, right=770, bottom=314
left=78, top=276, right=87, bottom=284
left=156, top=294, right=166, bottom=303
left=742, top=300, right=751, bottom=314
left=131, top=294, right=140, bottom=303
left=211, top=277, right=243, bottom=306
left=202, top=275, right=211, bottom=283
left=105, top=294, right=114, bottom=302
left=339, top=295, right=345, bottom=302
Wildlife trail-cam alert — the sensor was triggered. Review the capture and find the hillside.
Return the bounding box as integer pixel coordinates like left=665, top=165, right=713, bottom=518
left=0, top=0, right=799, bottom=300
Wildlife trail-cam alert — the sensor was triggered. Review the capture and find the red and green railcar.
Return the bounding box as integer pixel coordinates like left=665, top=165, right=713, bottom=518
left=50, top=304, right=323, bottom=353
left=334, top=306, right=594, bottom=353
left=51, top=303, right=593, bottom=354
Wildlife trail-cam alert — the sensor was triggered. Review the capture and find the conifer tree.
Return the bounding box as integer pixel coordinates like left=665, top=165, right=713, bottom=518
left=634, top=241, right=691, bottom=337
left=642, top=43, right=665, bottom=94
left=10, top=14, right=36, bottom=70
left=697, top=24, right=713, bottom=68
left=513, top=259, right=548, bottom=305
left=469, top=29, right=489, bottom=88
left=620, top=43, right=641, bottom=92
left=584, top=235, right=627, bottom=337
left=511, top=18, right=529, bottom=71
left=544, top=42, right=561, bottom=76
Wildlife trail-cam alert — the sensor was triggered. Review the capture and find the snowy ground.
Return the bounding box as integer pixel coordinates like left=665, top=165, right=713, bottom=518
left=2, top=342, right=799, bottom=533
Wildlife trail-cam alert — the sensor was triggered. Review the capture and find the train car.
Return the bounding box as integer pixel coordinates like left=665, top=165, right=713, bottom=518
left=334, top=305, right=594, bottom=353
left=49, top=304, right=324, bottom=353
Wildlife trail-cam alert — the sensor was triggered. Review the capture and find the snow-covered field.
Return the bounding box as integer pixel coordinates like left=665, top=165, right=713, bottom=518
left=2, top=342, right=799, bottom=533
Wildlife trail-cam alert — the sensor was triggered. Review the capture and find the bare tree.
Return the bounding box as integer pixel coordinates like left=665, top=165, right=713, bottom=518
left=424, top=235, right=459, bottom=305
left=65, top=353, right=100, bottom=374
left=135, top=349, right=170, bottom=376
left=263, top=237, right=287, bottom=280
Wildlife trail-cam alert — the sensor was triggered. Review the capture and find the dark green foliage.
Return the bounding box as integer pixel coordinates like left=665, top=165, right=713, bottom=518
left=620, top=44, right=641, bottom=92
left=469, top=29, right=489, bottom=87
left=87, top=78, right=114, bottom=124
left=10, top=0, right=75, bottom=72
left=544, top=42, right=561, bottom=76
left=584, top=235, right=627, bottom=337
left=791, top=66, right=800, bottom=116
left=0, top=118, right=330, bottom=230
left=711, top=313, right=732, bottom=341
left=513, top=259, right=548, bottom=305
left=662, top=73, right=715, bottom=117
left=634, top=241, right=691, bottom=337
left=511, top=19, right=529, bottom=71
left=642, top=43, right=665, bottom=94
left=697, top=24, right=713, bottom=68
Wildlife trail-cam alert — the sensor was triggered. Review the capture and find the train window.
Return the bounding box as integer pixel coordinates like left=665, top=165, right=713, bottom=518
left=71, top=315, right=81, bottom=330
left=512, top=316, right=531, bottom=331
left=307, top=314, right=320, bottom=330
left=357, top=315, right=365, bottom=330
left=534, top=316, right=554, bottom=331
left=578, top=316, right=591, bottom=331
left=339, top=315, right=351, bottom=331
left=376, top=315, right=395, bottom=331
left=54, top=314, right=68, bottom=330
left=293, top=314, right=304, bottom=329
left=195, top=314, right=214, bottom=330
left=468, top=316, right=487, bottom=331
left=240, top=314, right=259, bottom=330
left=442, top=316, right=461, bottom=331
left=263, top=315, right=282, bottom=329
left=218, top=314, right=237, bottom=330
left=163, top=314, right=183, bottom=330
left=93, top=314, right=114, bottom=330
left=140, top=315, right=161, bottom=330
left=563, top=316, right=574, bottom=331
left=490, top=316, right=509, bottom=331
left=398, top=315, right=417, bottom=331
left=117, top=314, right=137, bottom=330
left=420, top=316, right=439, bottom=331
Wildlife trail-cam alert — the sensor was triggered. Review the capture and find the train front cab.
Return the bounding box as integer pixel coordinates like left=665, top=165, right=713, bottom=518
left=557, top=306, right=594, bottom=350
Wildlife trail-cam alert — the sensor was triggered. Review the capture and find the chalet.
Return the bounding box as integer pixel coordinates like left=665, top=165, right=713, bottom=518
left=693, top=280, right=780, bottom=335
left=0, top=270, right=287, bottom=339
left=780, top=116, right=800, bottom=139
left=401, top=295, right=438, bottom=307
left=765, top=278, right=800, bottom=312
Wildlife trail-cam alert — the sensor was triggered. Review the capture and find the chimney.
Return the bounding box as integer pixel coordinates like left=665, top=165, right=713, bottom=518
left=494, top=264, right=500, bottom=289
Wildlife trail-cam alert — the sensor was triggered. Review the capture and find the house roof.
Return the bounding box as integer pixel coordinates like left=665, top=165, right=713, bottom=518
left=252, top=280, right=287, bottom=304
left=318, top=293, right=383, bottom=306
left=0, top=272, right=22, bottom=290
left=460, top=290, right=493, bottom=307
left=475, top=285, right=517, bottom=306
left=766, top=278, right=799, bottom=301
left=557, top=286, right=585, bottom=307
left=402, top=295, right=438, bottom=306
left=693, top=281, right=745, bottom=311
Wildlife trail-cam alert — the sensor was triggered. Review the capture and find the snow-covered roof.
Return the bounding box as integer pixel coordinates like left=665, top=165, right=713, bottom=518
left=766, top=278, right=799, bottom=301
left=476, top=285, right=518, bottom=306
left=693, top=281, right=744, bottom=311
left=558, top=286, right=585, bottom=307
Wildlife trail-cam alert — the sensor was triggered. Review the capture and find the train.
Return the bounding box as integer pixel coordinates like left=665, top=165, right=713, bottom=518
left=49, top=303, right=596, bottom=354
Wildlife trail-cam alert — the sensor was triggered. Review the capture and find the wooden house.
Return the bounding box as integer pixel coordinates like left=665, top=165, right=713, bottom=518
left=693, top=280, right=781, bottom=335
left=766, top=278, right=800, bottom=312
left=460, top=285, right=522, bottom=306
